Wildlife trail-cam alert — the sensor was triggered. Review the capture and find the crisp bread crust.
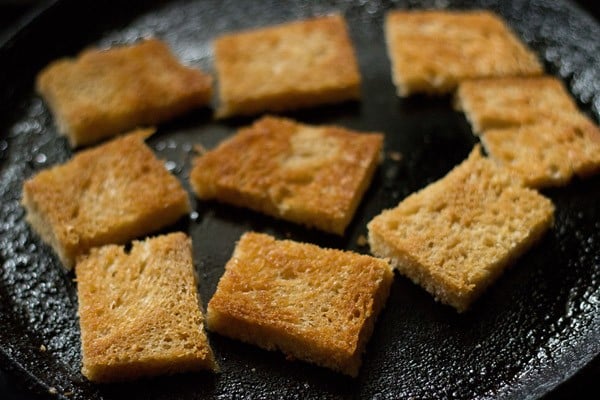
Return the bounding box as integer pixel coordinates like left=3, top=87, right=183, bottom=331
left=385, top=10, right=542, bottom=96
left=206, top=232, right=393, bottom=377
left=76, top=233, right=217, bottom=382
left=36, top=39, right=212, bottom=147
left=368, top=147, right=555, bottom=312
left=481, top=116, right=600, bottom=187
left=190, top=116, right=383, bottom=234
left=21, top=129, right=191, bottom=269
left=214, top=14, right=361, bottom=117
left=456, top=76, right=580, bottom=134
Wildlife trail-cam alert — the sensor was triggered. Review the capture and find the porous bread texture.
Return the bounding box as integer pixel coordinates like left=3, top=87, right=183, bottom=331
left=190, top=116, right=382, bottom=235
left=214, top=14, right=361, bottom=118
left=21, top=129, right=191, bottom=269
left=481, top=116, right=600, bottom=188
left=36, top=38, right=212, bottom=147
left=384, top=10, right=542, bottom=96
left=455, top=76, right=580, bottom=134
left=76, top=232, right=217, bottom=382
left=368, top=147, right=554, bottom=312
left=206, top=232, right=393, bottom=377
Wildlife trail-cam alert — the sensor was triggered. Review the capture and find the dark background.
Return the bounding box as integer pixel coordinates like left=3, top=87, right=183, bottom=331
left=0, top=1, right=598, bottom=399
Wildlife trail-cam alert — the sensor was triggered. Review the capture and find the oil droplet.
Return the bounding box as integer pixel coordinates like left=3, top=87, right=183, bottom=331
left=34, top=153, right=47, bottom=164
left=366, top=2, right=379, bottom=14
left=164, top=161, right=177, bottom=172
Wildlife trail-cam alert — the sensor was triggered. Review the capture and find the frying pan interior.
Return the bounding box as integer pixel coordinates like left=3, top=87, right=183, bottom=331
left=0, top=0, right=599, bottom=399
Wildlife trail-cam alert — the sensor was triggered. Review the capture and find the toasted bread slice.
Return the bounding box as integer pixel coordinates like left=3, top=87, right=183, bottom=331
left=190, top=116, right=382, bottom=234
left=455, top=76, right=580, bottom=134
left=36, top=39, right=212, bottom=147
left=481, top=116, right=600, bottom=187
left=76, top=232, right=217, bottom=382
left=214, top=14, right=361, bottom=118
left=368, top=147, right=554, bottom=312
left=206, top=232, right=393, bottom=377
left=21, top=129, right=191, bottom=269
left=385, top=10, right=542, bottom=96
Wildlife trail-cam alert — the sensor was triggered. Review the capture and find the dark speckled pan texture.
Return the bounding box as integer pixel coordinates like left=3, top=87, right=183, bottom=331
left=0, top=0, right=599, bottom=399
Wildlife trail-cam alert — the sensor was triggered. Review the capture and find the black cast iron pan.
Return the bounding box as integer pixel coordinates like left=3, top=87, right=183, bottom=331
left=1, top=0, right=599, bottom=398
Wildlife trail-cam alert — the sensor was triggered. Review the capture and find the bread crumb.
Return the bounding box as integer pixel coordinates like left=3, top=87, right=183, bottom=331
left=356, top=234, right=368, bottom=246
left=388, top=151, right=403, bottom=162
left=39, top=344, right=47, bottom=352
left=48, top=387, right=58, bottom=395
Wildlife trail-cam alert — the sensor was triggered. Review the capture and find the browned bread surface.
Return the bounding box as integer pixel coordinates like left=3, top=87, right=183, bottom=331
left=456, top=76, right=580, bottom=134
left=481, top=116, right=600, bottom=187
left=190, top=116, right=383, bottom=234
left=21, top=129, right=191, bottom=269
left=385, top=10, right=542, bottom=96
left=214, top=14, right=361, bottom=117
left=206, top=232, right=393, bottom=377
left=368, top=147, right=554, bottom=312
left=76, top=232, right=217, bottom=382
left=36, top=39, right=212, bottom=147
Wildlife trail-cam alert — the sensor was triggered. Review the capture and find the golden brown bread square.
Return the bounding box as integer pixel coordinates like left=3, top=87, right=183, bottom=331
left=36, top=39, right=212, bottom=147
left=214, top=14, right=361, bottom=118
left=190, top=116, right=383, bottom=235
left=455, top=76, right=580, bottom=134
left=481, top=116, right=600, bottom=187
left=76, top=232, right=217, bottom=382
left=206, top=232, right=393, bottom=377
left=368, top=146, right=554, bottom=312
left=21, top=129, right=191, bottom=269
left=385, top=10, right=542, bottom=96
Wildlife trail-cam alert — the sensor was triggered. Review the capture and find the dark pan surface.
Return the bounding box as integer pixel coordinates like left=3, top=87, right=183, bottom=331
left=1, top=0, right=599, bottom=398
